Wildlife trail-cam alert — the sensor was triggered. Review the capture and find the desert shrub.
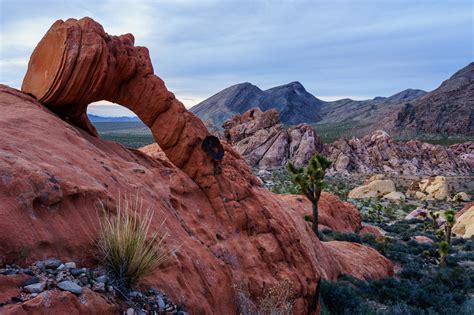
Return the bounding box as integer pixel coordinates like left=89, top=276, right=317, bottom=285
left=234, top=279, right=294, bottom=315
left=333, top=232, right=362, bottom=243
left=96, top=196, right=172, bottom=291
left=319, top=280, right=364, bottom=314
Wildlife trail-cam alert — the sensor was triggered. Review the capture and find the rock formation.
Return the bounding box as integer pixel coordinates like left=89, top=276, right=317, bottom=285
left=191, top=81, right=323, bottom=130
left=406, top=176, right=451, bottom=201
left=223, top=108, right=323, bottom=169
left=348, top=178, right=397, bottom=199
left=21, top=17, right=217, bottom=196
left=453, top=203, right=474, bottom=238
left=324, top=130, right=473, bottom=175
left=0, top=18, right=393, bottom=314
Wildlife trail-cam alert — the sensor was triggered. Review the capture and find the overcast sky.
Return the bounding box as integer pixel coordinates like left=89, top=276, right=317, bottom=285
left=1, top=0, right=473, bottom=116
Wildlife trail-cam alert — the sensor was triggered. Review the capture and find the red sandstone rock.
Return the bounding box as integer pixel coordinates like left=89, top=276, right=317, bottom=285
left=1, top=289, right=116, bottom=314
left=21, top=17, right=216, bottom=195
left=359, top=224, right=385, bottom=241
left=1, top=17, right=394, bottom=314
left=279, top=193, right=362, bottom=233
left=0, top=274, right=31, bottom=305
left=413, top=236, right=434, bottom=245
left=322, top=241, right=394, bottom=280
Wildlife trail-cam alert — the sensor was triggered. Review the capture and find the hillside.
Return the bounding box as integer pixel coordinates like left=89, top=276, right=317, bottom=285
left=192, top=63, right=473, bottom=139
left=190, top=81, right=323, bottom=128
left=318, top=88, right=427, bottom=125
left=391, top=62, right=474, bottom=138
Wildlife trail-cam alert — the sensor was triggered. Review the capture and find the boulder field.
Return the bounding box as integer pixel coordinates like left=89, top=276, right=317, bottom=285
left=0, top=17, right=393, bottom=314
left=222, top=109, right=472, bottom=175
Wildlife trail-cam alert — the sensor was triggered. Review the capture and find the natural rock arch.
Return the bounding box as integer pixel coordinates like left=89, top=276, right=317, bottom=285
left=22, top=17, right=220, bottom=185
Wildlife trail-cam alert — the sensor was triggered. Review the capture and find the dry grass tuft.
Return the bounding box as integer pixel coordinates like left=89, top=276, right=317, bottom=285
left=234, top=278, right=294, bottom=315
left=96, top=194, right=172, bottom=290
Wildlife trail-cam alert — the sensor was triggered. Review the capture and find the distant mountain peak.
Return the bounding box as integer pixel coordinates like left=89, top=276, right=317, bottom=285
left=191, top=81, right=322, bottom=128
left=386, top=88, right=427, bottom=103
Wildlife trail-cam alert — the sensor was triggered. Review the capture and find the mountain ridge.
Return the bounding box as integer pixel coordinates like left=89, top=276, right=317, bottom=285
left=190, top=62, right=473, bottom=138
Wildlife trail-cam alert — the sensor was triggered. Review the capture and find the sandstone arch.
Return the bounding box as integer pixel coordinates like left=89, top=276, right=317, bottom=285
left=22, top=17, right=218, bottom=184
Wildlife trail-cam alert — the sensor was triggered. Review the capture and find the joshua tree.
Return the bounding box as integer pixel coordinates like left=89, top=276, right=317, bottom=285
left=436, top=208, right=456, bottom=267
left=439, top=241, right=449, bottom=267
left=288, top=154, right=332, bottom=237
left=429, top=210, right=440, bottom=229
left=443, top=208, right=456, bottom=245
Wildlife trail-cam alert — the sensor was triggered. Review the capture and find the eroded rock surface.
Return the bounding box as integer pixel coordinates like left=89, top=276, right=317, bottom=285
left=21, top=17, right=217, bottom=195
left=324, top=130, right=472, bottom=175
left=223, top=108, right=323, bottom=169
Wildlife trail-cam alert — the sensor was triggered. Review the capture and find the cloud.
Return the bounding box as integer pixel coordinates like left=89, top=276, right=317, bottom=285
left=1, top=0, right=472, bottom=116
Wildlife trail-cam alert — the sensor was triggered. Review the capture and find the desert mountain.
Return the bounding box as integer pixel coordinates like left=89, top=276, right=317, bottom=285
left=392, top=62, right=474, bottom=137
left=193, top=63, right=473, bottom=139
left=318, top=88, right=427, bottom=125
left=88, top=114, right=140, bottom=122
left=190, top=81, right=323, bottom=128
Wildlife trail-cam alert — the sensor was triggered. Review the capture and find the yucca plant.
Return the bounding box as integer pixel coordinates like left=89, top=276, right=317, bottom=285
left=96, top=195, right=172, bottom=291
left=443, top=208, right=456, bottom=245
left=439, top=241, right=449, bottom=267
left=288, top=154, right=332, bottom=237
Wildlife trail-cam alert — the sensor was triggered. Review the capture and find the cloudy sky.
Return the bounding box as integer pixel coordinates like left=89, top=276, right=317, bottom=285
left=1, top=0, right=472, bottom=116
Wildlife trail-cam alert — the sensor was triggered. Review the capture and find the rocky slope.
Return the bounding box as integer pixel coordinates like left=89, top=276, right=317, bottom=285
left=318, top=88, right=426, bottom=126
left=190, top=81, right=323, bottom=129
left=391, top=62, right=474, bottom=137
left=223, top=107, right=323, bottom=169
left=0, top=18, right=393, bottom=314
left=223, top=108, right=472, bottom=175
left=325, top=130, right=473, bottom=175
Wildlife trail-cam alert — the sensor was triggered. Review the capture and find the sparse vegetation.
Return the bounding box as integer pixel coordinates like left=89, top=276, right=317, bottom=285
left=234, top=278, right=294, bottom=315
left=288, top=154, right=332, bottom=236
left=96, top=195, right=172, bottom=291
left=262, top=170, right=473, bottom=313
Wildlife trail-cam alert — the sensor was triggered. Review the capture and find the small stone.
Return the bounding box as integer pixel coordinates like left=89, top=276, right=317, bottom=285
left=92, top=282, right=106, bottom=293
left=157, top=296, right=166, bottom=310
left=126, top=308, right=135, bottom=315
left=24, top=282, right=46, bottom=293
left=31, top=293, right=38, bottom=298
left=56, top=264, right=65, bottom=271
left=64, top=262, right=76, bottom=269
left=22, top=276, right=40, bottom=287
left=19, top=268, right=34, bottom=276
left=46, top=278, right=56, bottom=290
left=128, top=291, right=142, bottom=298
left=147, top=287, right=158, bottom=295
left=164, top=305, right=175, bottom=312
left=2, top=269, right=18, bottom=275
left=70, top=268, right=86, bottom=276
left=95, top=275, right=109, bottom=284
left=34, top=261, right=45, bottom=270
left=79, top=275, right=89, bottom=286
left=45, top=259, right=62, bottom=269
left=57, top=280, right=83, bottom=295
